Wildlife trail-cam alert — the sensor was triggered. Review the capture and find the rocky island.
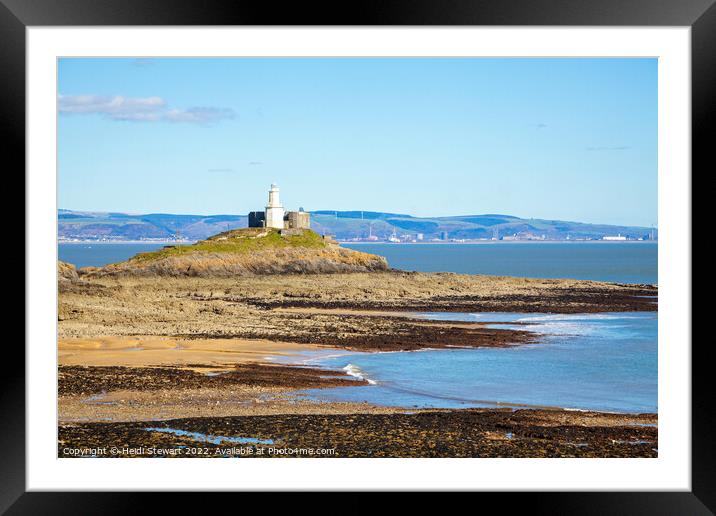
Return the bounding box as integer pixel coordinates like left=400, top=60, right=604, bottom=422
left=58, top=227, right=658, bottom=458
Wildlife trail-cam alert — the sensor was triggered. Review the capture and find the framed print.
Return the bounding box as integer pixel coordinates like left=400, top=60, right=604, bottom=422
left=8, top=0, right=711, bottom=511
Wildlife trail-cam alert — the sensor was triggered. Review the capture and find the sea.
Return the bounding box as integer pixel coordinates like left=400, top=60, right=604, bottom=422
left=286, top=311, right=657, bottom=414
left=58, top=241, right=658, bottom=413
left=59, top=241, right=658, bottom=285
left=344, top=242, right=657, bottom=284
left=58, top=243, right=172, bottom=269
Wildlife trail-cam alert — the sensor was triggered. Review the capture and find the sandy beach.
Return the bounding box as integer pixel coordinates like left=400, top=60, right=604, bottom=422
left=59, top=336, right=324, bottom=371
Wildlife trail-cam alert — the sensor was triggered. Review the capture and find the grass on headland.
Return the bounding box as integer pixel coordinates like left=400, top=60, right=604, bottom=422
left=130, top=228, right=328, bottom=263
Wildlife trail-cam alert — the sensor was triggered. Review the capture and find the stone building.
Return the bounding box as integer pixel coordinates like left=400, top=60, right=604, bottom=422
left=248, top=184, right=311, bottom=231
left=286, top=210, right=310, bottom=230
left=248, top=211, right=265, bottom=228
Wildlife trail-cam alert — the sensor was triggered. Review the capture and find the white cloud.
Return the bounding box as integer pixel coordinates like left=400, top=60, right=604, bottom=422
left=58, top=94, right=235, bottom=125
left=163, top=107, right=236, bottom=124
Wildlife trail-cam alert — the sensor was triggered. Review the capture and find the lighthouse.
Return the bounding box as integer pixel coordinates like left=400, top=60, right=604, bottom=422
left=264, top=183, right=285, bottom=229
left=248, top=184, right=310, bottom=231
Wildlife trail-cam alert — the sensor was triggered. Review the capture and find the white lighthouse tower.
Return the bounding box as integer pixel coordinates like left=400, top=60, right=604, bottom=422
left=264, top=183, right=285, bottom=229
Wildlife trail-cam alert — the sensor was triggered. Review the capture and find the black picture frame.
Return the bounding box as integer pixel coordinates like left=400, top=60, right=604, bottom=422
left=6, top=0, right=709, bottom=511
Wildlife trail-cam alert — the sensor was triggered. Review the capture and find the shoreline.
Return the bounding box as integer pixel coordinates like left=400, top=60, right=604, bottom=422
left=58, top=353, right=657, bottom=458
left=58, top=269, right=658, bottom=458
left=58, top=322, right=655, bottom=423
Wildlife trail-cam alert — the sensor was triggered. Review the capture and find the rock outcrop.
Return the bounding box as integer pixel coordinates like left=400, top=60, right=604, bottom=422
left=59, top=260, right=108, bottom=294
left=84, top=228, right=389, bottom=278
left=58, top=260, right=79, bottom=283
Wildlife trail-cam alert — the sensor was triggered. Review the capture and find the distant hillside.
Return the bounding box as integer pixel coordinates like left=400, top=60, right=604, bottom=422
left=58, top=209, right=656, bottom=242
left=59, top=210, right=247, bottom=241
left=311, top=211, right=655, bottom=241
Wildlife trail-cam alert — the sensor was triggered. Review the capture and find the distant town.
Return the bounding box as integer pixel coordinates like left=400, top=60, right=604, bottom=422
left=339, top=229, right=653, bottom=244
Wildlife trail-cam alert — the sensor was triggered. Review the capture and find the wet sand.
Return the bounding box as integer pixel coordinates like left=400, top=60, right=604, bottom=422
left=59, top=336, right=325, bottom=371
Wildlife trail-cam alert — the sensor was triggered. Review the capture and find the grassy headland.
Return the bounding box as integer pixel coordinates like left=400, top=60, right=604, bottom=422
left=84, top=228, right=388, bottom=277
left=130, top=227, right=328, bottom=263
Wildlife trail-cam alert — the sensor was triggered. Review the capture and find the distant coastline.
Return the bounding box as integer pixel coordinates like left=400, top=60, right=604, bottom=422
left=342, top=240, right=658, bottom=245
left=59, top=239, right=657, bottom=245
left=58, top=239, right=194, bottom=245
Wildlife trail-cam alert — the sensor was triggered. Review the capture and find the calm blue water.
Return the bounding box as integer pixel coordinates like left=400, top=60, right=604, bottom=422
left=59, top=241, right=657, bottom=284
left=295, top=312, right=657, bottom=414
left=58, top=243, right=168, bottom=268
left=344, top=243, right=657, bottom=284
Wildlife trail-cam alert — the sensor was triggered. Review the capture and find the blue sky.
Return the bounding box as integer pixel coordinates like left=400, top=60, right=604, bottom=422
left=58, top=58, right=657, bottom=226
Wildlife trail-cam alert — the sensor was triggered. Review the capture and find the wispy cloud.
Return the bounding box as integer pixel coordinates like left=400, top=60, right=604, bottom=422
left=586, top=145, right=631, bottom=151
left=58, top=94, right=236, bottom=125
left=131, top=58, right=156, bottom=68
left=248, top=161, right=263, bottom=166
